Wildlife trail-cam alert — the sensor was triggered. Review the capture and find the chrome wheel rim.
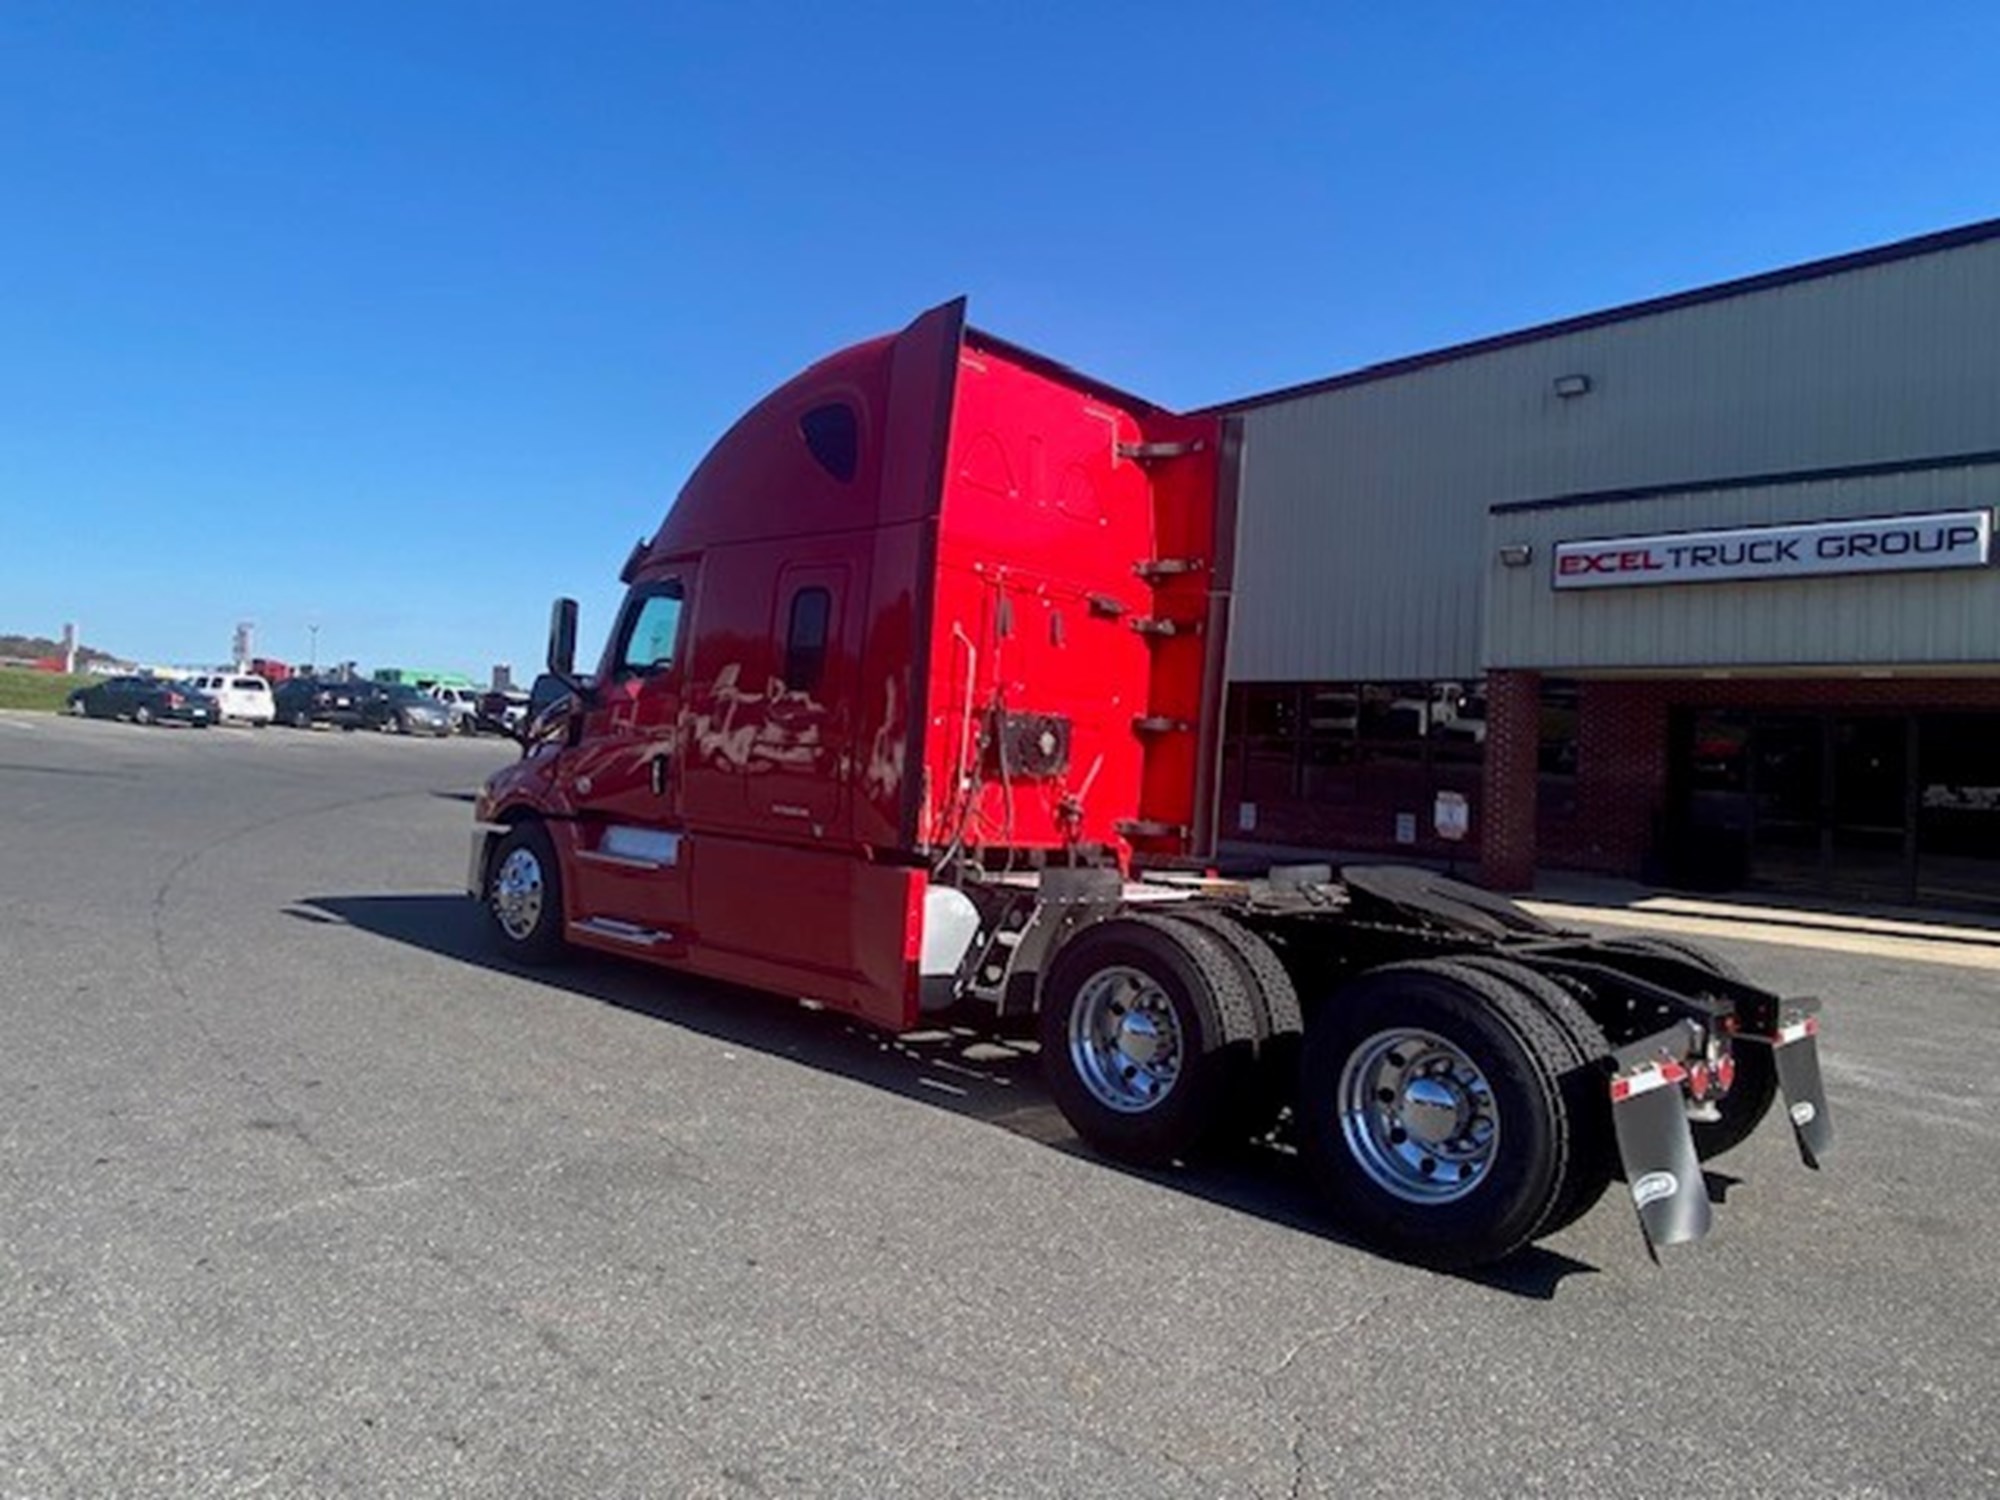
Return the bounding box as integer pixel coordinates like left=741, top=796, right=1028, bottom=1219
left=1068, top=964, right=1183, bottom=1113
left=492, top=846, right=544, bottom=940
left=1338, top=1028, right=1498, bottom=1203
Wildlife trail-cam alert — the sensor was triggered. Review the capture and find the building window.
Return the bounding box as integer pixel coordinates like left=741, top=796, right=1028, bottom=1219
left=1243, top=684, right=1302, bottom=801
left=1430, top=682, right=1486, bottom=767
left=1539, top=680, right=1580, bottom=778
left=1303, top=684, right=1359, bottom=802
left=1537, top=678, right=1580, bottom=820
left=1359, top=682, right=1433, bottom=765
left=1225, top=678, right=1490, bottom=835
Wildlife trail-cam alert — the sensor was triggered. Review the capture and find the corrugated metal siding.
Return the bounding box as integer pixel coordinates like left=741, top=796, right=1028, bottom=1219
left=1484, top=467, right=2000, bottom=670
left=1227, top=236, right=2000, bottom=681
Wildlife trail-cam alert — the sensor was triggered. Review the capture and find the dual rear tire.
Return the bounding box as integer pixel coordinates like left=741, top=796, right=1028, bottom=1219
left=1296, top=960, right=1611, bottom=1266
left=1039, top=928, right=1619, bottom=1268
left=1036, top=913, right=1271, bottom=1167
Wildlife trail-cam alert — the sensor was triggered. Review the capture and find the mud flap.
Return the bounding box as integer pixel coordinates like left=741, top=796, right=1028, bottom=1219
left=1767, top=1000, right=1833, bottom=1169
left=1609, top=1024, right=1711, bottom=1260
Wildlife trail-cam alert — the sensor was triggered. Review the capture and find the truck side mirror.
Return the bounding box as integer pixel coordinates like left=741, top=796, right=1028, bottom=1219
left=547, top=597, right=579, bottom=681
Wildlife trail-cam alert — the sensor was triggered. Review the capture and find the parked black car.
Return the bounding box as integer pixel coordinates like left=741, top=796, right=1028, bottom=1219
left=359, top=683, right=453, bottom=737
left=66, top=676, right=218, bottom=727
left=272, top=676, right=369, bottom=729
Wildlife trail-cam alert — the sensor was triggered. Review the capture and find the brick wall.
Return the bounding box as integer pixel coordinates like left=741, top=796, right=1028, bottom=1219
left=1478, top=669, right=1540, bottom=889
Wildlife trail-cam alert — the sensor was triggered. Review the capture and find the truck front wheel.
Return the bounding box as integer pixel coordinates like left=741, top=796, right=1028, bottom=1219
left=484, top=822, right=569, bottom=965
left=1038, top=915, right=1262, bottom=1166
left=1299, top=961, right=1581, bottom=1268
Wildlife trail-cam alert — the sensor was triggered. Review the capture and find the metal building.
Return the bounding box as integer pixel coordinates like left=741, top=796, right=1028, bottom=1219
left=1214, top=219, right=2000, bottom=910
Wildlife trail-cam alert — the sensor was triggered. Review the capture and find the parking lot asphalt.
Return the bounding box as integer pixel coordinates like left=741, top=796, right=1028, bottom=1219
left=3, top=711, right=1996, bottom=1498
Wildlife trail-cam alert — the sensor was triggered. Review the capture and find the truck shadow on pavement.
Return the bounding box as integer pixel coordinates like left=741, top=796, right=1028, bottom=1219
left=296, top=891, right=1600, bottom=1300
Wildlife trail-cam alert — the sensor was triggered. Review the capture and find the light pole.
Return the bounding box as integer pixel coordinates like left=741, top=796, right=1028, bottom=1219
left=308, top=623, right=319, bottom=673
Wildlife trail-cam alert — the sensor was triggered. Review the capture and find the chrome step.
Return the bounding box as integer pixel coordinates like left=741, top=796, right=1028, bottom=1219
left=573, top=916, right=674, bottom=948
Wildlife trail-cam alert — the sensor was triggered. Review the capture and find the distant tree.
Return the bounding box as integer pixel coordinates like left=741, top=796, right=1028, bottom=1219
left=0, top=633, right=121, bottom=665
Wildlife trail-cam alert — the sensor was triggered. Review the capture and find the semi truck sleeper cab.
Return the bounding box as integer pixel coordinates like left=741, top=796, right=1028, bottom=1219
left=470, top=299, right=1832, bottom=1268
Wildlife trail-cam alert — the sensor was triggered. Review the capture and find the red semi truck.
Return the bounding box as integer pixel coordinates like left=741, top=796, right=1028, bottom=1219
left=469, top=300, right=1831, bottom=1267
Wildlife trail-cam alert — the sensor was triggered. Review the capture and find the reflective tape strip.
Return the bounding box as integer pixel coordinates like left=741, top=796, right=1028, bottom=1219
left=1610, top=1059, right=1689, bottom=1102
left=1774, top=1016, right=1819, bottom=1046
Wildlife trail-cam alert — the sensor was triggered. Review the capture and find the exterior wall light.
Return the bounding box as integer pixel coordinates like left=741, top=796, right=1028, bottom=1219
left=1498, top=543, right=1534, bottom=567
left=1552, top=373, right=1592, bottom=398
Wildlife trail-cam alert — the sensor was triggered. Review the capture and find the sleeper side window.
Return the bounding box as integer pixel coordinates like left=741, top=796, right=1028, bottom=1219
left=799, top=403, right=858, bottom=483
left=784, top=587, right=831, bottom=694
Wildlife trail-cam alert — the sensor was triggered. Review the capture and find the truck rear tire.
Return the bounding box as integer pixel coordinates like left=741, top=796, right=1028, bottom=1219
left=1298, top=960, right=1580, bottom=1268
left=1170, top=908, right=1303, bottom=1135
left=1439, top=956, right=1615, bottom=1235
left=1171, top=908, right=1304, bottom=1040
left=483, top=822, right=569, bottom=966
left=1038, top=914, right=1262, bottom=1166
left=1608, top=935, right=1775, bottom=1159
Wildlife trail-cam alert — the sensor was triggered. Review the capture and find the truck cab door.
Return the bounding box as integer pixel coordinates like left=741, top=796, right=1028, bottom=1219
left=560, top=573, right=695, bottom=946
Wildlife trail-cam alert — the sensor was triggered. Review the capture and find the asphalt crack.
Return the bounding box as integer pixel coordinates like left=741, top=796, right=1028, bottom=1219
left=1247, top=1294, right=1392, bottom=1500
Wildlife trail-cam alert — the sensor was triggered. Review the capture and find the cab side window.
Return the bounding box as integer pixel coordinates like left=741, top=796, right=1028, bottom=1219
left=615, top=581, right=686, bottom=677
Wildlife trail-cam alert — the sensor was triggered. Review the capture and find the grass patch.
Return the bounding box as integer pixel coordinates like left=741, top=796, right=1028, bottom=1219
left=0, top=666, right=91, bottom=712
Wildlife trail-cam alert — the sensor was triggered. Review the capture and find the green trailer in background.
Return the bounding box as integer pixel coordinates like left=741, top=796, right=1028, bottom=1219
left=373, top=667, right=478, bottom=692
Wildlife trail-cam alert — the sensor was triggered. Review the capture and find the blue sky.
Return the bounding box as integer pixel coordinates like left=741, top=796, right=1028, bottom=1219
left=4, top=3, right=1998, bottom=679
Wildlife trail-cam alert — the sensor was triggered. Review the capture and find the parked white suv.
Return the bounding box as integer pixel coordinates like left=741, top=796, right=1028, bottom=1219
left=185, top=673, right=276, bottom=725
left=427, top=685, right=481, bottom=733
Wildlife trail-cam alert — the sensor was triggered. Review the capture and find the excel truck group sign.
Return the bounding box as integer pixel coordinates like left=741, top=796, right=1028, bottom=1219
left=1552, top=508, right=1993, bottom=590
